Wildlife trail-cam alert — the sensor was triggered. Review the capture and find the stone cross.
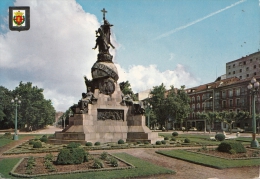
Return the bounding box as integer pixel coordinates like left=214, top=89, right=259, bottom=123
left=101, top=8, right=107, bottom=20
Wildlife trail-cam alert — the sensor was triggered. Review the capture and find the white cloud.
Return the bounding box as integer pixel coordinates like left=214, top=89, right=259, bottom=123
left=0, top=0, right=200, bottom=111
left=116, top=64, right=200, bottom=93
left=0, top=0, right=100, bottom=111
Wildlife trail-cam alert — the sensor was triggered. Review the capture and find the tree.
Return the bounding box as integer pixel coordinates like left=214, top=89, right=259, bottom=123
left=198, top=111, right=219, bottom=133
left=119, top=81, right=137, bottom=100
left=217, top=111, right=249, bottom=134
left=0, top=82, right=56, bottom=131
left=149, top=84, right=191, bottom=129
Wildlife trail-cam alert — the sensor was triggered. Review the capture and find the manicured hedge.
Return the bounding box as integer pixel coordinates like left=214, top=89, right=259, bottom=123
left=215, top=134, right=225, bottom=141
left=217, top=141, right=246, bottom=153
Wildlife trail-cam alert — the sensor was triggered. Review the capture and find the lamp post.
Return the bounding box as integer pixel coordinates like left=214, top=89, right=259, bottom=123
left=145, top=103, right=153, bottom=129
left=63, top=116, right=66, bottom=129
left=11, top=97, right=21, bottom=140
left=203, top=96, right=212, bottom=133
left=247, top=77, right=259, bottom=148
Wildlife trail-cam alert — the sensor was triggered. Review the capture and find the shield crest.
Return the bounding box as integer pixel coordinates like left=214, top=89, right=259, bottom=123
left=13, top=10, right=25, bottom=26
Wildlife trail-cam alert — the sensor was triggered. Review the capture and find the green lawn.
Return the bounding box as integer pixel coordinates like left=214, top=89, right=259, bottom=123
left=1, top=153, right=175, bottom=179
left=156, top=149, right=260, bottom=169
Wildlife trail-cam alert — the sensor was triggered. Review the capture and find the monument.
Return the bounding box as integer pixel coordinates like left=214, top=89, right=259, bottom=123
left=50, top=8, right=159, bottom=144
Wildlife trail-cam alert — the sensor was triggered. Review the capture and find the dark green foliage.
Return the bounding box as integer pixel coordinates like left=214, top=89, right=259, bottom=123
left=144, top=141, right=150, bottom=145
left=44, top=153, right=54, bottom=161
left=28, top=139, right=35, bottom=145
left=161, top=140, right=166, bottom=144
left=94, top=142, right=101, bottom=146
left=156, top=141, right=162, bottom=145
left=85, top=142, right=93, bottom=146
left=215, top=134, right=225, bottom=141
left=26, top=156, right=35, bottom=174
left=217, top=141, right=246, bottom=153
left=164, top=137, right=169, bottom=140
left=136, top=141, right=142, bottom=144
left=56, top=148, right=88, bottom=165
left=184, top=138, right=190, bottom=143
left=33, top=141, right=42, bottom=148
left=92, top=158, right=104, bottom=169
left=172, top=132, right=178, bottom=137
left=40, top=136, right=48, bottom=143
left=67, top=142, right=81, bottom=149
left=109, top=157, right=118, bottom=167
left=118, top=139, right=125, bottom=144
left=171, top=138, right=176, bottom=141
left=100, top=152, right=108, bottom=160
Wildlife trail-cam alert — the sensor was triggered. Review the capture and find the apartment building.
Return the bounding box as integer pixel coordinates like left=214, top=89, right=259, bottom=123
left=185, top=75, right=260, bottom=131
left=226, top=51, right=260, bottom=80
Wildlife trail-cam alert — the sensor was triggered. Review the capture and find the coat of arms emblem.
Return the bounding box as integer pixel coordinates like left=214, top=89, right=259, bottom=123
left=13, top=10, right=25, bottom=26
left=9, top=6, right=30, bottom=31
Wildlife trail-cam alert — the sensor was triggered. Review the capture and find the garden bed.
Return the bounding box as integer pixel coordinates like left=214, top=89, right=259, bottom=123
left=10, top=154, right=134, bottom=178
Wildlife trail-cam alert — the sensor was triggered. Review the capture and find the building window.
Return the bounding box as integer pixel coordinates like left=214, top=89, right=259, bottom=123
left=254, top=65, right=257, bottom=69
left=239, top=62, right=242, bottom=66
left=197, top=96, right=200, bottom=102
left=244, top=61, right=246, bottom=65
left=247, top=74, right=249, bottom=77
left=246, top=67, right=249, bottom=71
left=228, top=65, right=231, bottom=69
left=192, top=113, right=195, bottom=119
left=222, top=91, right=226, bottom=98
left=197, top=103, right=200, bottom=110
left=192, top=97, right=195, bottom=103
left=239, top=69, right=242, bottom=72
left=222, top=100, right=226, bottom=108
left=236, top=98, right=240, bottom=107
left=229, top=89, right=233, bottom=97
left=250, top=59, right=252, bottom=62
left=229, top=99, right=233, bottom=107
left=236, top=88, right=240, bottom=96
left=192, top=104, right=195, bottom=109
left=228, top=72, right=231, bottom=75
left=254, top=72, right=257, bottom=75
left=233, top=64, right=235, bottom=67
left=239, top=76, right=242, bottom=79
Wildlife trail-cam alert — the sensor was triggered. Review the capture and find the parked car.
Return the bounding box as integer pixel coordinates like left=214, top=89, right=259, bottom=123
left=189, top=127, right=197, bottom=131
left=231, top=127, right=244, bottom=133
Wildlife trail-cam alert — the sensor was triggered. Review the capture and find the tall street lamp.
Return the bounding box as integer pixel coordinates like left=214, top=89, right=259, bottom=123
left=203, top=96, right=212, bottom=133
left=247, top=77, right=259, bottom=148
left=145, top=103, right=153, bottom=129
left=11, top=97, right=21, bottom=140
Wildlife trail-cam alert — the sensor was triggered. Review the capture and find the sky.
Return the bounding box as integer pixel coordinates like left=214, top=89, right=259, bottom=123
left=0, top=0, right=259, bottom=112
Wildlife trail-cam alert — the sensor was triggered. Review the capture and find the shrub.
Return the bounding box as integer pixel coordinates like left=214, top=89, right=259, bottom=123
left=171, top=138, right=176, bottom=141
left=164, top=137, right=169, bottom=140
left=156, top=141, right=162, bottom=145
left=56, top=148, right=88, bottom=164
left=40, top=136, right=48, bottom=143
left=44, top=153, right=54, bottom=161
left=92, top=159, right=104, bottom=169
left=109, top=158, right=118, bottom=167
left=100, top=152, right=108, bottom=160
left=29, top=139, right=35, bottom=145
left=136, top=141, right=142, bottom=144
left=161, top=140, right=166, bottom=144
left=215, top=134, right=225, bottom=141
left=67, top=142, right=81, bottom=149
left=33, top=141, right=42, bottom=148
left=118, top=139, right=125, bottom=144
left=144, top=141, right=150, bottom=145
left=86, top=142, right=93, bottom=146
left=229, top=149, right=236, bottom=154
left=94, top=142, right=101, bottom=146
left=172, top=132, right=178, bottom=137
left=184, top=138, right=191, bottom=143
left=217, top=141, right=246, bottom=153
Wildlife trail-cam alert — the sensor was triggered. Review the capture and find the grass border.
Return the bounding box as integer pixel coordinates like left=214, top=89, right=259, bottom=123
left=156, top=149, right=260, bottom=169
